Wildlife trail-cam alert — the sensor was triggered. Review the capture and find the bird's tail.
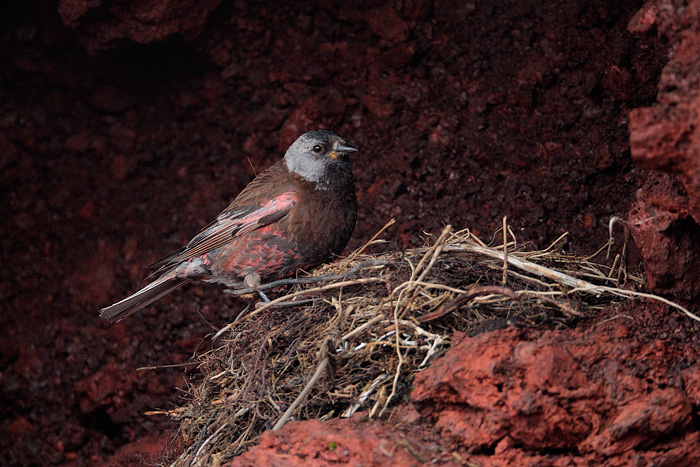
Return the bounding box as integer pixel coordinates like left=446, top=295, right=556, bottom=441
left=99, top=273, right=189, bottom=323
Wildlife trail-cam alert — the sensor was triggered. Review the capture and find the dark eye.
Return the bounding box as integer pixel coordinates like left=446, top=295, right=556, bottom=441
left=312, top=145, right=323, bottom=154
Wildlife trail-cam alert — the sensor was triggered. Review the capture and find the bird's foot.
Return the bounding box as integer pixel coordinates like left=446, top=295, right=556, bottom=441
left=257, top=290, right=271, bottom=303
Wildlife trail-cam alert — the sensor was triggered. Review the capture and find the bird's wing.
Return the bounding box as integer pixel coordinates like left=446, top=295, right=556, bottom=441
left=149, top=190, right=297, bottom=273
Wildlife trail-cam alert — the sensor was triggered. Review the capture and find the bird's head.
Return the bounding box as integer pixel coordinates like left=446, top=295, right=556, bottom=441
left=285, top=130, right=358, bottom=184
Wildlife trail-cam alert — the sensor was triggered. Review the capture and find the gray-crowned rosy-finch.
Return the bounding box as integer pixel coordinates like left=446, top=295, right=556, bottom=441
left=100, top=130, right=358, bottom=322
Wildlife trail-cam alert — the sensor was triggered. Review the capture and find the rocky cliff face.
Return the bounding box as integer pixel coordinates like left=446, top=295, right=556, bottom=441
left=1, top=0, right=698, bottom=465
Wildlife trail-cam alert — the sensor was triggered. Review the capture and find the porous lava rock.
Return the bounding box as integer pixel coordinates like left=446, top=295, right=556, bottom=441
left=627, top=0, right=700, bottom=299
left=411, top=327, right=700, bottom=466
left=222, top=416, right=455, bottom=467
left=1, top=0, right=695, bottom=465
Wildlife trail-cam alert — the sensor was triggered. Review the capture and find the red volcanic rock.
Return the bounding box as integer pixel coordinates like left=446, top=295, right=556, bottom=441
left=75, top=362, right=135, bottom=413
left=627, top=0, right=700, bottom=299
left=223, top=417, right=442, bottom=467
left=277, top=91, right=347, bottom=152
left=57, top=0, right=222, bottom=52
left=106, top=434, right=169, bottom=467
left=7, top=417, right=33, bottom=439
left=65, top=242, right=118, bottom=306
left=0, top=0, right=687, bottom=464
left=411, top=328, right=698, bottom=466
left=367, top=7, right=410, bottom=42
left=627, top=172, right=700, bottom=298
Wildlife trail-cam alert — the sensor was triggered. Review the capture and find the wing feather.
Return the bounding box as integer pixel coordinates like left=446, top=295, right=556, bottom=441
left=150, top=190, right=297, bottom=274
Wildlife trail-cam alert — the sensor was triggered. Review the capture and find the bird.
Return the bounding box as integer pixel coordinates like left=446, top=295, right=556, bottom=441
left=100, top=130, right=358, bottom=322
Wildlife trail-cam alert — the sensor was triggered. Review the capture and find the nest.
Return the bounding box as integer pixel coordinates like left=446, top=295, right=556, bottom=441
left=150, top=220, right=694, bottom=466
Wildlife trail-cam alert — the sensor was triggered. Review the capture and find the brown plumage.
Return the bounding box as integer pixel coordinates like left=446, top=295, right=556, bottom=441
left=100, top=130, right=358, bottom=322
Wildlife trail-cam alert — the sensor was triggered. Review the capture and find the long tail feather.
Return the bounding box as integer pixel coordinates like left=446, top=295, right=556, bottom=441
left=99, top=274, right=189, bottom=322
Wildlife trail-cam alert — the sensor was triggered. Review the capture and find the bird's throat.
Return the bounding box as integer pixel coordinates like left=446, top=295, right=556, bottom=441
left=285, top=155, right=328, bottom=185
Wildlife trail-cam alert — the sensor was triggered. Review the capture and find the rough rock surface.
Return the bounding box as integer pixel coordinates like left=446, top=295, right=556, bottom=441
left=627, top=172, right=700, bottom=298
left=223, top=416, right=454, bottom=467
left=1, top=0, right=698, bottom=465
left=627, top=0, right=700, bottom=299
left=58, top=0, right=222, bottom=52
left=412, top=324, right=699, bottom=466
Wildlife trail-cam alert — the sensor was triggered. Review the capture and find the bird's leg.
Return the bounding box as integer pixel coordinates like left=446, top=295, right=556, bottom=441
left=243, top=271, right=270, bottom=303
left=257, top=290, right=271, bottom=303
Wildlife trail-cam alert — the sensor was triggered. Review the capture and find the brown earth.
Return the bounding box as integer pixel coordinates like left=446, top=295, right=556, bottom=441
left=1, top=0, right=699, bottom=465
